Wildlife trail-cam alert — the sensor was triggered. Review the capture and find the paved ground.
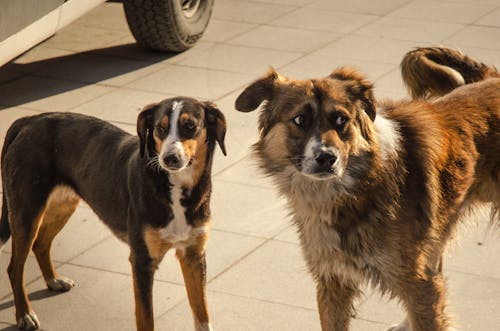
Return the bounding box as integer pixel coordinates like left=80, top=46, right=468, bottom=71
left=0, top=0, right=499, bottom=330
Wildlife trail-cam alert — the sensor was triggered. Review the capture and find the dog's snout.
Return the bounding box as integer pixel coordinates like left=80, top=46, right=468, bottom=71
left=316, top=152, right=337, bottom=170
left=164, top=154, right=181, bottom=167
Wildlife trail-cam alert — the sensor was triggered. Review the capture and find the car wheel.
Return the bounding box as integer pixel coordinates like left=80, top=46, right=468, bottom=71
left=123, top=0, right=213, bottom=52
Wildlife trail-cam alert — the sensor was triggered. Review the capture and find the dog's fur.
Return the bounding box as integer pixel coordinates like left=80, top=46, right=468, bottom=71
left=0, top=97, right=226, bottom=331
left=401, top=46, right=499, bottom=99
left=235, top=66, right=499, bottom=330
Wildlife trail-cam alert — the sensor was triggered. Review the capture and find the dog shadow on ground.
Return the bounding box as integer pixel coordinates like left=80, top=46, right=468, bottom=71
left=0, top=288, right=65, bottom=330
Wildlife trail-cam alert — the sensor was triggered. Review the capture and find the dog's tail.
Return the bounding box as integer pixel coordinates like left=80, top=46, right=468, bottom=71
left=0, top=117, right=31, bottom=253
left=401, top=47, right=499, bottom=99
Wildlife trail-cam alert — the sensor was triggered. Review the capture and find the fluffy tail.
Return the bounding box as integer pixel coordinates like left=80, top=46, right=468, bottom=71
left=401, top=47, right=499, bottom=99
left=0, top=117, right=31, bottom=253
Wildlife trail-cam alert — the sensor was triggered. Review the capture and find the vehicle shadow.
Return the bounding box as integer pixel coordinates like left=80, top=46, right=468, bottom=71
left=0, top=42, right=179, bottom=109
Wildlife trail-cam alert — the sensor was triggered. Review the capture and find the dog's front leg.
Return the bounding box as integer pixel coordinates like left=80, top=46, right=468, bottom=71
left=177, top=241, right=212, bottom=331
left=316, top=277, right=359, bottom=331
left=130, top=248, right=156, bottom=331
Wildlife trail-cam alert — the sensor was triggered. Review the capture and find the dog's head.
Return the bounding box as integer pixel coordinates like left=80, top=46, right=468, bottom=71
left=235, top=67, right=376, bottom=182
left=137, top=97, right=226, bottom=173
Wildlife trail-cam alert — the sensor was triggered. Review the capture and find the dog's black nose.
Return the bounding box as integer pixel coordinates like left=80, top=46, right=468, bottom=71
left=316, top=152, right=337, bottom=170
left=164, top=154, right=180, bottom=167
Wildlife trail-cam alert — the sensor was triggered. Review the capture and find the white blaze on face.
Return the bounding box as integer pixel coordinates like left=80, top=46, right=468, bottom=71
left=159, top=101, right=189, bottom=171
left=301, top=136, right=322, bottom=174
left=301, top=136, right=342, bottom=180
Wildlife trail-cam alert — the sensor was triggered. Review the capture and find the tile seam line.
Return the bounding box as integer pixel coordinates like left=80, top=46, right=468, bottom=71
left=446, top=268, right=500, bottom=281
left=469, top=3, right=500, bottom=25
left=205, top=288, right=320, bottom=312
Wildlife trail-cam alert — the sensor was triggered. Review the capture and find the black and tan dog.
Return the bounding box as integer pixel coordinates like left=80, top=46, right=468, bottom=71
left=235, top=63, right=499, bottom=330
left=0, top=97, right=226, bottom=331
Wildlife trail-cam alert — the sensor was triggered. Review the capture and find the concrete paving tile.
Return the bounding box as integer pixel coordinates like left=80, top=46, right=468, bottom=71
left=70, top=88, right=171, bottom=124
left=210, top=181, right=290, bottom=238
left=280, top=52, right=396, bottom=81
left=70, top=229, right=265, bottom=285
left=475, top=7, right=500, bottom=27
left=271, top=7, right=378, bottom=33
left=97, top=36, right=214, bottom=63
left=203, top=19, right=257, bottom=43
left=227, top=25, right=341, bottom=53
left=208, top=240, right=317, bottom=309
left=177, top=44, right=303, bottom=75
left=444, top=25, right=500, bottom=50
left=253, top=0, right=314, bottom=5
left=446, top=270, right=500, bottom=330
left=158, top=290, right=321, bottom=331
left=0, top=264, right=186, bottom=330
left=42, top=24, right=129, bottom=52
left=388, top=0, right=496, bottom=24
left=356, top=288, right=405, bottom=326
left=215, top=155, right=273, bottom=189
left=445, top=208, right=500, bottom=279
left=274, top=225, right=300, bottom=244
left=213, top=88, right=260, bottom=148
left=73, top=2, right=129, bottom=32
left=307, top=0, right=411, bottom=16
left=34, top=53, right=167, bottom=87
left=210, top=89, right=261, bottom=175
left=0, top=76, right=114, bottom=111
left=126, top=64, right=254, bottom=100
left=316, top=34, right=427, bottom=65
left=374, top=68, right=408, bottom=99
left=356, top=16, right=464, bottom=43
left=213, top=0, right=298, bottom=24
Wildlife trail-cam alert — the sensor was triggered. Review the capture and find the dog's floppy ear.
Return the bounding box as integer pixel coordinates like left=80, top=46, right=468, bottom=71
left=137, top=103, right=157, bottom=158
left=204, top=101, right=227, bottom=156
left=330, top=67, right=377, bottom=121
left=235, top=68, right=283, bottom=112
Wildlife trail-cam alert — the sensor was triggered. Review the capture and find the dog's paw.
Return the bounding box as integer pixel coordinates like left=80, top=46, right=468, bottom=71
left=47, top=276, right=75, bottom=291
left=17, top=311, right=40, bottom=330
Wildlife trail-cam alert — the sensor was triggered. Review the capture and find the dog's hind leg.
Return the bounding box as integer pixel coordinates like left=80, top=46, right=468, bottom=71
left=7, top=207, right=46, bottom=330
left=32, top=186, right=80, bottom=291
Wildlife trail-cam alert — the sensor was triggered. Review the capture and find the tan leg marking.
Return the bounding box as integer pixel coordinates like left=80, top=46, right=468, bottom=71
left=32, top=186, right=79, bottom=290
left=177, top=233, right=210, bottom=329
left=8, top=209, right=45, bottom=329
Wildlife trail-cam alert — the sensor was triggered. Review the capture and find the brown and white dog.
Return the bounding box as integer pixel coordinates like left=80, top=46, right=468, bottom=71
left=235, top=64, right=499, bottom=330
left=0, top=97, right=226, bottom=330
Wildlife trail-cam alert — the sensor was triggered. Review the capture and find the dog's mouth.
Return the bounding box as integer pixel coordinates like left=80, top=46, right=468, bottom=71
left=295, top=156, right=341, bottom=181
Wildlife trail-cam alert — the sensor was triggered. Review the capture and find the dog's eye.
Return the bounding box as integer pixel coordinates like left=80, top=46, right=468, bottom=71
left=334, top=114, right=348, bottom=129
left=183, top=120, right=196, bottom=131
left=293, top=114, right=305, bottom=128
left=156, top=125, right=167, bottom=135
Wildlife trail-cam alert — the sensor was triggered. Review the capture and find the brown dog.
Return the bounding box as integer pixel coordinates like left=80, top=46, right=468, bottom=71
left=1, top=97, right=226, bottom=330
left=235, top=66, right=499, bottom=331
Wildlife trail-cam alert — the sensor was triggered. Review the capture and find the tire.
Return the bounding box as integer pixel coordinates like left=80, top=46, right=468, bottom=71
left=123, top=0, right=213, bottom=52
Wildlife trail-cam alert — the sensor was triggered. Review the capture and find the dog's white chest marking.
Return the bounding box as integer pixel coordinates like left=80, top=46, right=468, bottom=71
left=159, top=184, right=192, bottom=243
left=158, top=172, right=208, bottom=250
